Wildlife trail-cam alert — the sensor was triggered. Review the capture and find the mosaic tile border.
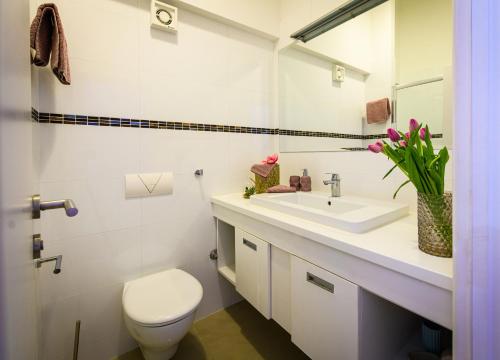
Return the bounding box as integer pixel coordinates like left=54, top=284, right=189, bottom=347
left=31, top=108, right=442, bottom=140
left=31, top=109, right=277, bottom=134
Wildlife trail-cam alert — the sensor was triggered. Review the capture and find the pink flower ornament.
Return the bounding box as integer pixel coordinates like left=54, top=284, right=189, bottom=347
left=262, top=153, right=279, bottom=164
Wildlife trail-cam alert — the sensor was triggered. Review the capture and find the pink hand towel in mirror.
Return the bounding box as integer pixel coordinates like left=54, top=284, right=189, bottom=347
left=366, top=98, right=391, bottom=124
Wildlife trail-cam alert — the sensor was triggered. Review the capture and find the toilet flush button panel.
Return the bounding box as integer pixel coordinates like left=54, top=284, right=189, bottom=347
left=151, top=1, right=177, bottom=33
left=125, top=172, right=174, bottom=198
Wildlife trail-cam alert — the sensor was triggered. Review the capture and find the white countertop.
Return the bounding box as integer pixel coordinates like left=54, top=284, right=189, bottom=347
left=211, top=193, right=453, bottom=291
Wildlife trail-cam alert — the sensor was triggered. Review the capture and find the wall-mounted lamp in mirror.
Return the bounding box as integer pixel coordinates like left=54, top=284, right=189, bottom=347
left=291, top=0, right=389, bottom=43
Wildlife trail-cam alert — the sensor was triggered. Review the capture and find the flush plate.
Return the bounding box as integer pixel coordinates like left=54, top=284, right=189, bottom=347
left=125, top=172, right=173, bottom=198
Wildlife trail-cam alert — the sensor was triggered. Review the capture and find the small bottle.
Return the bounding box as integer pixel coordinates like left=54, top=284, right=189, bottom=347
left=300, top=169, right=311, bottom=192
left=289, top=175, right=301, bottom=191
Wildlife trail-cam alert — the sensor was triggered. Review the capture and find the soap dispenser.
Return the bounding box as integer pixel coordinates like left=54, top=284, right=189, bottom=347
left=300, top=169, right=311, bottom=192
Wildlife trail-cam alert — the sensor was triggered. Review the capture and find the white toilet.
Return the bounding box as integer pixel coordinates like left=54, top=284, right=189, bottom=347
left=122, top=269, right=203, bottom=360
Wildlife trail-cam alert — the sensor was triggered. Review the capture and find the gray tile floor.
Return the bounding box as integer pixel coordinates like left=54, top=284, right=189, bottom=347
left=116, top=300, right=309, bottom=360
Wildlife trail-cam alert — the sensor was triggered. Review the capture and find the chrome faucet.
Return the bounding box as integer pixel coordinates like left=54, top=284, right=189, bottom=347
left=323, top=173, right=341, bottom=197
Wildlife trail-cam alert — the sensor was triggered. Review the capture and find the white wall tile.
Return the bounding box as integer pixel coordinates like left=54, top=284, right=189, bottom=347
left=78, top=284, right=137, bottom=360
left=77, top=228, right=142, bottom=292
left=55, top=1, right=140, bottom=67
left=38, top=58, right=142, bottom=118
left=87, top=179, right=142, bottom=232
left=39, top=125, right=142, bottom=182
left=137, top=4, right=230, bottom=83
left=140, top=220, right=187, bottom=274
left=226, top=26, right=274, bottom=93
left=227, top=89, right=272, bottom=128
left=39, top=125, right=91, bottom=182
left=139, top=72, right=230, bottom=124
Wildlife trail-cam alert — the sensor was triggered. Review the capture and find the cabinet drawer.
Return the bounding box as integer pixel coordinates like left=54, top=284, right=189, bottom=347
left=291, top=256, right=359, bottom=360
left=235, top=229, right=271, bottom=319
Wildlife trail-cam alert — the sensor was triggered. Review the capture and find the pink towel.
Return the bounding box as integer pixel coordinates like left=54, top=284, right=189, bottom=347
left=30, top=3, right=71, bottom=85
left=366, top=98, right=391, bottom=124
left=267, top=185, right=296, bottom=193
left=251, top=163, right=276, bottom=178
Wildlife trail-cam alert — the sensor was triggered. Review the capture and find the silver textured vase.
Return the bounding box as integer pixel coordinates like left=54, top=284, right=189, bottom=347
left=417, top=192, right=453, bottom=258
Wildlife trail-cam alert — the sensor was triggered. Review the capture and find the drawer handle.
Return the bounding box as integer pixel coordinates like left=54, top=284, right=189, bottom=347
left=243, top=238, right=257, bottom=251
left=307, top=272, right=334, bottom=293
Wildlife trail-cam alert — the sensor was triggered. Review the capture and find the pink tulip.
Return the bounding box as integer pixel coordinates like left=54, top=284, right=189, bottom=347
left=405, top=132, right=410, bottom=139
left=387, top=128, right=401, bottom=142
left=262, top=153, right=278, bottom=164
left=399, top=140, right=407, bottom=147
left=419, top=128, right=430, bottom=140
left=368, top=141, right=384, bottom=153
left=409, top=118, right=419, bottom=132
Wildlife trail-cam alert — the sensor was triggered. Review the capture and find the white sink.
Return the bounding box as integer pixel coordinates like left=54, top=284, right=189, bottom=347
left=250, top=192, right=409, bottom=233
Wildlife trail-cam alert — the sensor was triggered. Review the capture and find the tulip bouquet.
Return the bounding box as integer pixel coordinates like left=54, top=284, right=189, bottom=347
left=368, top=119, right=449, bottom=199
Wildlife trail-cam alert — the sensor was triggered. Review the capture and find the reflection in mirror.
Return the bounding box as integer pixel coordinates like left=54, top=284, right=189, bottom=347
left=279, top=0, right=452, bottom=153
left=279, top=46, right=369, bottom=152
left=395, top=78, right=444, bottom=137
left=394, top=0, right=452, bottom=148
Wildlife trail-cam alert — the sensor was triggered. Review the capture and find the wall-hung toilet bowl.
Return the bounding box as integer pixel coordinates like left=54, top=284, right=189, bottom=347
left=122, top=269, right=203, bottom=360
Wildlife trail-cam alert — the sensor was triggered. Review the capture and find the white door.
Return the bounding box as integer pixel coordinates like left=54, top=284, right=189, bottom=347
left=0, top=0, right=38, bottom=359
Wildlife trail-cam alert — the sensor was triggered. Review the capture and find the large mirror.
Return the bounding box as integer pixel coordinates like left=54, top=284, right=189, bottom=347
left=279, top=0, right=452, bottom=152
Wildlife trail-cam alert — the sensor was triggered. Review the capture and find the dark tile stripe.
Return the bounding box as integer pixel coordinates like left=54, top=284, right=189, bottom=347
left=30, top=108, right=443, bottom=140
left=341, top=147, right=369, bottom=151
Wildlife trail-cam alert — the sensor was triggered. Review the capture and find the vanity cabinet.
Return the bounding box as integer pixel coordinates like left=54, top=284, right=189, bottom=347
left=235, top=228, right=271, bottom=319
left=291, top=255, right=359, bottom=360
left=215, top=220, right=419, bottom=359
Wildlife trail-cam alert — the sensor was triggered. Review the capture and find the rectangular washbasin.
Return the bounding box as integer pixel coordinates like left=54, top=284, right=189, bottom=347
left=250, top=192, right=409, bottom=233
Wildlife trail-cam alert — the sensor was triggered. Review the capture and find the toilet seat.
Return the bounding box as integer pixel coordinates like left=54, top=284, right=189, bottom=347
left=123, top=269, right=203, bottom=327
